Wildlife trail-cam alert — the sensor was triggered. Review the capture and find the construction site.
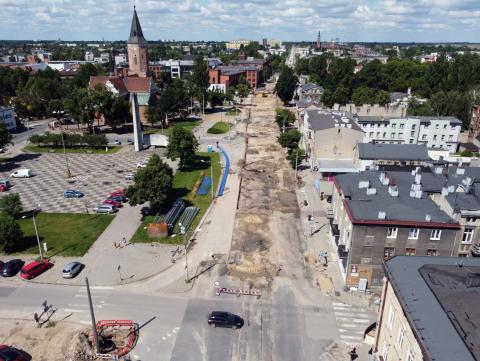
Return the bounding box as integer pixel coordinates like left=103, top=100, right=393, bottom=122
left=227, top=88, right=302, bottom=288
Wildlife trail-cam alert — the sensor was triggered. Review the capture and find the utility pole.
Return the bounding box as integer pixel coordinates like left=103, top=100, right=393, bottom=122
left=32, top=209, right=43, bottom=260
left=86, top=278, right=100, bottom=354
left=294, top=149, right=298, bottom=183
left=179, top=224, right=189, bottom=282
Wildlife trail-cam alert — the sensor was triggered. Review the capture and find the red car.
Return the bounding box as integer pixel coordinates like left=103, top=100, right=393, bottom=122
left=110, top=188, right=125, bottom=197
left=19, top=260, right=53, bottom=280
left=103, top=199, right=123, bottom=208
left=0, top=345, right=24, bottom=361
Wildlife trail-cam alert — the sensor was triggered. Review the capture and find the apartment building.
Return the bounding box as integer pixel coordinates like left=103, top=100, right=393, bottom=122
left=374, top=256, right=480, bottom=361
left=355, top=143, right=430, bottom=171
left=357, top=116, right=461, bottom=151
left=226, top=39, right=251, bottom=50
left=332, top=169, right=460, bottom=288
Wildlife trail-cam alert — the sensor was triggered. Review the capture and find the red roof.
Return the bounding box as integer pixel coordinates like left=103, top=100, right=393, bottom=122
left=89, top=76, right=150, bottom=94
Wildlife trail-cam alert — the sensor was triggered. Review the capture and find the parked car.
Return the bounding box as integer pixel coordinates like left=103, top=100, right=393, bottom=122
left=0, top=261, right=3, bottom=273
left=125, top=173, right=135, bottom=181
left=93, top=204, right=117, bottom=214
left=1, top=259, right=24, bottom=277
left=0, top=345, right=24, bottom=361
left=136, top=162, right=147, bottom=169
left=127, top=139, right=134, bottom=145
left=110, top=188, right=125, bottom=196
left=103, top=199, right=122, bottom=208
left=62, top=262, right=83, bottom=278
left=140, top=206, right=151, bottom=216
left=108, top=195, right=128, bottom=203
left=64, top=189, right=84, bottom=198
left=0, top=184, right=8, bottom=192
left=10, top=169, right=33, bottom=178
left=111, top=140, right=121, bottom=145
left=19, top=260, right=53, bottom=280
left=207, top=311, right=244, bottom=329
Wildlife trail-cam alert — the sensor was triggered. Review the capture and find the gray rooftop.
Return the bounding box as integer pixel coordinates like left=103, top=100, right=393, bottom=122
left=335, top=170, right=457, bottom=225
left=358, top=143, right=430, bottom=161
left=301, top=83, right=324, bottom=92
left=384, top=256, right=480, bottom=361
left=356, top=115, right=462, bottom=125
left=306, top=110, right=363, bottom=132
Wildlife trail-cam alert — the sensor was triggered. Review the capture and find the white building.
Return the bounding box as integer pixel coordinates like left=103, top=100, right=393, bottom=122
left=0, top=107, right=16, bottom=131
left=94, top=53, right=110, bottom=64
left=226, top=39, right=251, bottom=50
left=85, top=51, right=94, bottom=62
left=286, top=47, right=310, bottom=67
left=114, top=54, right=127, bottom=66
left=267, top=39, right=282, bottom=48
left=356, top=116, right=461, bottom=151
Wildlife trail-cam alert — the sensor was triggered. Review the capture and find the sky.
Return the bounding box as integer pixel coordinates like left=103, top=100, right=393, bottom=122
left=0, top=0, right=479, bottom=43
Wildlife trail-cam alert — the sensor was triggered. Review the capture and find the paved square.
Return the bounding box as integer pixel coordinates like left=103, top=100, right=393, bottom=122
left=0, top=149, right=174, bottom=213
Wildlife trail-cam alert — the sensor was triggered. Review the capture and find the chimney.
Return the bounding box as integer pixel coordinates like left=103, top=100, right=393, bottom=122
left=425, top=214, right=431, bottom=222
left=378, top=211, right=386, bottom=219
left=388, top=185, right=399, bottom=197
left=441, top=187, right=449, bottom=197
left=415, top=173, right=422, bottom=185
left=358, top=180, right=370, bottom=189
left=367, top=187, right=377, bottom=195
left=457, top=168, right=465, bottom=175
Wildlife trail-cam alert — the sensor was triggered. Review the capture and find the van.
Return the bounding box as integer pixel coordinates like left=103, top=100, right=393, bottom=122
left=10, top=169, right=33, bottom=178
left=93, top=204, right=117, bottom=214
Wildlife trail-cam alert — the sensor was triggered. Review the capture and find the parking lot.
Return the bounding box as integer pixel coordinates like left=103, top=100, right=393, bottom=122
left=0, top=148, right=175, bottom=213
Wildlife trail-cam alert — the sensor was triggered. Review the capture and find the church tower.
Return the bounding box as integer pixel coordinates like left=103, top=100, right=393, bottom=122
left=127, top=6, right=148, bottom=77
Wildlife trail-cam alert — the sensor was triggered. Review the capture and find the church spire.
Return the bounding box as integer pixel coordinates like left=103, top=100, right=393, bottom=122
left=128, top=6, right=147, bottom=45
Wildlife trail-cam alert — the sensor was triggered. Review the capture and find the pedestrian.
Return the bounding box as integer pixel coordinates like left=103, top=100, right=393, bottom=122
left=122, top=237, right=127, bottom=246
left=350, top=347, right=358, bottom=360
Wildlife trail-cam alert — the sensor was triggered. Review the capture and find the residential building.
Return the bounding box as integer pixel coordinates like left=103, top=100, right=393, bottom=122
left=0, top=106, right=16, bottom=131
left=127, top=6, right=149, bottom=77
left=374, top=256, right=480, bottom=361
left=332, top=169, right=460, bottom=287
left=355, top=143, right=430, bottom=171
left=297, top=83, right=324, bottom=103
left=226, top=39, right=251, bottom=50
left=357, top=116, right=461, bottom=151
left=266, top=39, right=282, bottom=48
left=114, top=54, right=127, bottom=66
left=85, top=51, right=94, bottom=62
left=94, top=53, right=110, bottom=64
left=333, top=103, right=407, bottom=117
left=302, top=110, right=364, bottom=175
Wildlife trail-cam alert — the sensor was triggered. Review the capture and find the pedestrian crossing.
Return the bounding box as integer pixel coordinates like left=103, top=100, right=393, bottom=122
left=63, top=286, right=114, bottom=320
left=332, top=302, right=374, bottom=345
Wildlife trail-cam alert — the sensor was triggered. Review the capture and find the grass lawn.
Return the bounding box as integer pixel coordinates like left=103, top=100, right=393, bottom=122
left=23, top=144, right=121, bottom=154
left=144, top=120, right=201, bottom=137
left=226, top=108, right=240, bottom=116
left=131, top=151, right=222, bottom=244
left=207, top=122, right=230, bottom=134
left=13, top=213, right=114, bottom=257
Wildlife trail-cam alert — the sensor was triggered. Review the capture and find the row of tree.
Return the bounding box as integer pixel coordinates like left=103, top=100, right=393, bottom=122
left=29, top=132, right=108, bottom=148
left=275, top=109, right=304, bottom=168
left=0, top=194, right=24, bottom=253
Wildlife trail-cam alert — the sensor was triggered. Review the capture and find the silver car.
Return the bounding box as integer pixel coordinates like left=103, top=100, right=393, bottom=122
left=62, top=262, right=83, bottom=278
left=93, top=204, right=117, bottom=214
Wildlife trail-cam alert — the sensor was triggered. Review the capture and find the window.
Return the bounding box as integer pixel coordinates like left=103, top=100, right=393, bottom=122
left=400, top=123, right=404, bottom=129
left=406, top=349, right=414, bottom=361
left=387, top=306, right=396, bottom=330
left=369, top=132, right=374, bottom=137
left=441, top=135, right=445, bottom=140
left=383, top=132, right=387, bottom=138
left=449, top=135, right=453, bottom=140
left=412, top=124, right=416, bottom=130
left=422, top=134, right=427, bottom=140
left=410, top=131, right=415, bottom=137
left=405, top=248, right=416, bottom=256
left=399, top=132, right=403, bottom=138
left=462, top=228, right=474, bottom=243
left=392, top=123, right=396, bottom=129
left=433, top=135, right=437, bottom=140
left=391, top=133, right=395, bottom=139
left=430, top=229, right=442, bottom=240
left=387, top=227, right=398, bottom=238
left=435, top=124, right=439, bottom=129
left=427, top=248, right=438, bottom=256
left=424, top=124, right=429, bottom=129
left=377, top=132, right=381, bottom=137
left=384, top=247, right=395, bottom=259
left=408, top=228, right=419, bottom=239
left=382, top=341, right=389, bottom=361
left=397, top=327, right=405, bottom=348
left=362, top=123, right=367, bottom=128
left=409, top=139, right=414, bottom=144
left=443, top=124, right=447, bottom=129
left=467, top=217, right=477, bottom=223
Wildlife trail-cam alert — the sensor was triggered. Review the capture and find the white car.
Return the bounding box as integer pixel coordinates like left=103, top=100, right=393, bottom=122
left=125, top=173, right=135, bottom=180
left=111, top=140, right=121, bottom=145
left=11, top=169, right=33, bottom=178
left=136, top=162, right=148, bottom=169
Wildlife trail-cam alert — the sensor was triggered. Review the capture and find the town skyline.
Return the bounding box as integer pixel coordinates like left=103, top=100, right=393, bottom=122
left=1, top=0, right=480, bottom=43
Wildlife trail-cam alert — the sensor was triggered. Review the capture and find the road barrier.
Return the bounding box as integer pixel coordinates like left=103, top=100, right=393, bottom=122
left=214, top=281, right=262, bottom=298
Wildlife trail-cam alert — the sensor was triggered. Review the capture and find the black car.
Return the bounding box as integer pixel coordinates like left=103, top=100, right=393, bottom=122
left=0, top=261, right=3, bottom=273
left=108, top=195, right=128, bottom=203
left=2, top=259, right=24, bottom=277
left=208, top=311, right=244, bottom=329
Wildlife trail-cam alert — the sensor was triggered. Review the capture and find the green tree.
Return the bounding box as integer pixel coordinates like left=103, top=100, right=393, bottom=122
left=287, top=148, right=305, bottom=168
left=166, top=125, right=199, bottom=167
left=191, top=55, right=209, bottom=99
left=73, top=63, right=100, bottom=88
left=0, top=123, right=12, bottom=149
left=0, top=213, right=23, bottom=252
left=236, top=83, right=250, bottom=102
left=375, top=90, right=391, bottom=106
left=125, top=154, right=173, bottom=211
left=333, top=86, right=349, bottom=105
left=146, top=103, right=162, bottom=127
left=278, top=129, right=301, bottom=149
left=208, top=90, right=224, bottom=108
left=321, top=89, right=335, bottom=108
left=158, top=78, right=190, bottom=119
left=275, top=108, right=296, bottom=128
left=275, top=66, right=298, bottom=104
left=0, top=193, right=23, bottom=218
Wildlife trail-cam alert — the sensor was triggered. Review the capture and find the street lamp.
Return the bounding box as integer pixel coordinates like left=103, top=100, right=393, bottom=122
left=179, top=223, right=189, bottom=282
left=22, top=204, right=43, bottom=260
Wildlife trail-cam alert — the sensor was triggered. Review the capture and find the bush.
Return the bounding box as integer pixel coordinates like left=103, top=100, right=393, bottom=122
left=0, top=213, right=23, bottom=252
left=278, top=129, right=301, bottom=149
left=29, top=132, right=108, bottom=148
left=275, top=108, right=295, bottom=128
left=0, top=193, right=23, bottom=218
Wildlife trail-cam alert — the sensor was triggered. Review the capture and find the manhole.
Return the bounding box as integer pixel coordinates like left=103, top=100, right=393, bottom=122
left=335, top=291, right=341, bottom=297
